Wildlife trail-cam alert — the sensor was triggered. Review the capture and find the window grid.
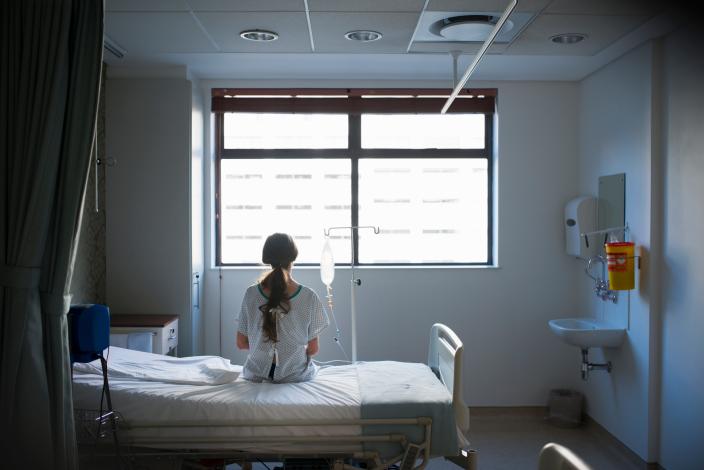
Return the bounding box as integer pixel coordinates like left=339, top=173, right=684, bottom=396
left=215, top=112, right=494, bottom=266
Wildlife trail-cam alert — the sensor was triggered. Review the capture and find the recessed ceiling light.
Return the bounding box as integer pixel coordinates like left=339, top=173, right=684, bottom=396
left=550, top=33, right=587, bottom=44
left=240, top=30, right=279, bottom=42
left=344, top=30, right=383, bottom=42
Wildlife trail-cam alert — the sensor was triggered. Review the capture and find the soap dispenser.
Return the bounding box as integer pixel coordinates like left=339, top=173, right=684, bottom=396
left=564, top=196, right=597, bottom=258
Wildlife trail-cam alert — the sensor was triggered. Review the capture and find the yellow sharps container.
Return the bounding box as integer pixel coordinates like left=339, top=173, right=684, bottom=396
left=605, top=242, right=635, bottom=290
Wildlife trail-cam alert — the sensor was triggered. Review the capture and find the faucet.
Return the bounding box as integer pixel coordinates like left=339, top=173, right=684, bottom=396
left=586, top=255, right=617, bottom=303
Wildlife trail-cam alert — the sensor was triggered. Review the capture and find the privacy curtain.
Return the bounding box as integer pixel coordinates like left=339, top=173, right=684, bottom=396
left=0, top=1, right=104, bottom=468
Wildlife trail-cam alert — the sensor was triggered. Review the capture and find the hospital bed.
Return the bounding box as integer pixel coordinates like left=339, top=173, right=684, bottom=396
left=72, top=323, right=476, bottom=470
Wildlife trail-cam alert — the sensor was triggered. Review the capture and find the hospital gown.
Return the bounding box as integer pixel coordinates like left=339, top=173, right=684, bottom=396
left=238, top=284, right=329, bottom=383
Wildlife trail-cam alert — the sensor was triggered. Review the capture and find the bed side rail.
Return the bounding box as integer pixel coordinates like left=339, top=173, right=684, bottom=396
left=428, top=323, right=469, bottom=433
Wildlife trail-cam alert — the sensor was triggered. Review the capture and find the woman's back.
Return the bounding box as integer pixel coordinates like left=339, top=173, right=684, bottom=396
left=238, top=283, right=328, bottom=383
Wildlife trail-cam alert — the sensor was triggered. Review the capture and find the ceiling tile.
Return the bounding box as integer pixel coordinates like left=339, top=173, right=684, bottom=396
left=105, top=12, right=218, bottom=53
left=195, top=12, right=311, bottom=52
left=507, top=14, right=649, bottom=56
left=106, top=0, right=191, bottom=11
left=427, top=0, right=551, bottom=13
left=310, top=12, right=419, bottom=53
left=307, top=0, right=426, bottom=12
left=546, top=0, right=665, bottom=16
left=188, top=0, right=304, bottom=11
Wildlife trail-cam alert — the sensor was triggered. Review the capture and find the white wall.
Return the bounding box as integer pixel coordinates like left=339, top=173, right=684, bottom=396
left=191, top=76, right=205, bottom=355
left=105, top=78, right=194, bottom=354
left=658, top=25, right=704, bottom=469
left=576, top=42, right=656, bottom=461
left=201, top=81, right=582, bottom=406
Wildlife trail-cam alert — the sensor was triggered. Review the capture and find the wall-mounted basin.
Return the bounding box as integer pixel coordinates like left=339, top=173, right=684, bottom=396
left=548, top=318, right=625, bottom=349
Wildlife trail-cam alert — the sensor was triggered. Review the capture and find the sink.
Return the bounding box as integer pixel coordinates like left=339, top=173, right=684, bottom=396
left=548, top=318, right=625, bottom=349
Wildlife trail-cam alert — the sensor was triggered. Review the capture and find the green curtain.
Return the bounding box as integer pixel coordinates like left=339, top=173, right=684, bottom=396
left=0, top=1, right=104, bottom=468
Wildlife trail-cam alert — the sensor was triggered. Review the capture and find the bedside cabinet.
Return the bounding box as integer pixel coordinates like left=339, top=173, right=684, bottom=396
left=110, top=314, right=178, bottom=355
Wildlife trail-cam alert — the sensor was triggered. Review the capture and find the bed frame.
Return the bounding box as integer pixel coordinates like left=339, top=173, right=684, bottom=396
left=79, top=323, right=477, bottom=470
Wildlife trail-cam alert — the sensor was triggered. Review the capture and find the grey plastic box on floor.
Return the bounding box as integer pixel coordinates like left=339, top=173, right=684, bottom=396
left=547, top=389, right=583, bottom=427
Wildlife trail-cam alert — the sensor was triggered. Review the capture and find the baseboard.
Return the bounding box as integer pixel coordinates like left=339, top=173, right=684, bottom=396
left=582, top=414, right=663, bottom=470
left=469, top=405, right=546, bottom=417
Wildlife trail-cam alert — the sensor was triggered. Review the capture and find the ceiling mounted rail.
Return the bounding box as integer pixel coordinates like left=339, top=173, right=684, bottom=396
left=441, top=0, right=518, bottom=114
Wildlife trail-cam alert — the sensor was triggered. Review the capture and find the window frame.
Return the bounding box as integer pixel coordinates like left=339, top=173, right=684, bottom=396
left=215, top=91, right=494, bottom=267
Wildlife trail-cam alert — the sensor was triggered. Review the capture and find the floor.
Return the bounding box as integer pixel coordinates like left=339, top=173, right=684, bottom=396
left=436, top=407, right=646, bottom=470
left=231, top=408, right=646, bottom=470
left=79, top=407, right=648, bottom=469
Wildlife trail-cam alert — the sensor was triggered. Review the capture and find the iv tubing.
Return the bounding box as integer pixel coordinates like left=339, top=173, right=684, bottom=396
left=323, top=226, right=379, bottom=362
left=326, top=285, right=349, bottom=362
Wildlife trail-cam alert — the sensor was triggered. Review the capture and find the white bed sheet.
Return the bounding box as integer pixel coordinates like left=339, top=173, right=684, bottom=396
left=72, top=347, right=456, bottom=456
left=72, top=347, right=362, bottom=452
left=73, top=347, right=241, bottom=385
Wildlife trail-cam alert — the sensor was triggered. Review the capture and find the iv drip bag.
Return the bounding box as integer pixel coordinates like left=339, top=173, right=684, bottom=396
left=320, top=238, right=335, bottom=286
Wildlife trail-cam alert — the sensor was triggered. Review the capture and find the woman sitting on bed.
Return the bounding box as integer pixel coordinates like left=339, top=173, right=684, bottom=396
left=237, top=233, right=329, bottom=383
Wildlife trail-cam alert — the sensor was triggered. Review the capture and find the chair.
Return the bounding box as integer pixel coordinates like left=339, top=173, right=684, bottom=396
left=538, top=443, right=592, bottom=470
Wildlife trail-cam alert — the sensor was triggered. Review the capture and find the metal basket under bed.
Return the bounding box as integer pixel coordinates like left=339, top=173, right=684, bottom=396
left=75, top=407, right=144, bottom=470
left=74, top=408, right=219, bottom=470
left=75, top=408, right=126, bottom=446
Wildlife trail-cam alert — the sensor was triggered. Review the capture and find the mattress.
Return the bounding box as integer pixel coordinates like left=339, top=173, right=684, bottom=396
left=72, top=347, right=457, bottom=456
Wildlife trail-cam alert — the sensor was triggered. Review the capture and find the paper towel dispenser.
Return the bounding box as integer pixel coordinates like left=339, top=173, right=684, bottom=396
left=565, top=197, right=597, bottom=258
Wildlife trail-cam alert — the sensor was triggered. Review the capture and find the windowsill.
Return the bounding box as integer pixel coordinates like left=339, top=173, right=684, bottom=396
left=209, top=264, right=501, bottom=271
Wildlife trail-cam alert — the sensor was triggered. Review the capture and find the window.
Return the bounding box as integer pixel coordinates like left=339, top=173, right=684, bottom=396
left=215, top=90, right=494, bottom=266
left=358, top=158, right=488, bottom=264
left=220, top=158, right=352, bottom=264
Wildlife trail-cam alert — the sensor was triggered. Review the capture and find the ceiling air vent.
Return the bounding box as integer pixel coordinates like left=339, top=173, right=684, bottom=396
left=433, top=14, right=514, bottom=42
left=410, top=9, right=531, bottom=45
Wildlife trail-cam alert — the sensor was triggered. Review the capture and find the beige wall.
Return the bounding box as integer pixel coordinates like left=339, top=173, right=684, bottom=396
left=105, top=77, right=194, bottom=354
left=70, top=63, right=106, bottom=305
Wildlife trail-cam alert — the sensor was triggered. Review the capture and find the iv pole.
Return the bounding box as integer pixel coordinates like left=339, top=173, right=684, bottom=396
left=323, top=225, right=380, bottom=362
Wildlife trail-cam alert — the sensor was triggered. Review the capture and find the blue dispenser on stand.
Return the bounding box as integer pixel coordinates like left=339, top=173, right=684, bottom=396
left=69, top=304, right=110, bottom=363
left=68, top=304, right=120, bottom=453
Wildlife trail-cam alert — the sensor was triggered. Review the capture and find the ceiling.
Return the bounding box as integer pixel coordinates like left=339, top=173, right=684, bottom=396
left=104, top=0, right=682, bottom=81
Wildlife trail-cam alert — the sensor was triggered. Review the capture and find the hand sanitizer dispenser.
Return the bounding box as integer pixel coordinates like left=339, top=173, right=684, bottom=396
left=565, top=197, right=597, bottom=258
